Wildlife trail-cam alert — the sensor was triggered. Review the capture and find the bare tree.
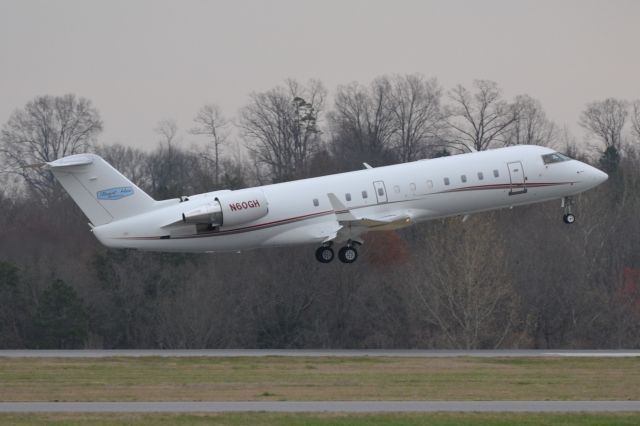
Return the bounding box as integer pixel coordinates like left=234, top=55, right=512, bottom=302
left=148, top=120, right=192, bottom=198
left=558, top=125, right=580, bottom=158
left=190, top=104, right=229, bottom=186
left=240, top=79, right=326, bottom=182
left=631, top=101, right=640, bottom=144
left=579, top=98, right=628, bottom=150
left=0, top=94, right=102, bottom=200
left=505, top=95, right=557, bottom=147
left=96, top=144, right=151, bottom=193
left=154, top=119, right=180, bottom=150
left=446, top=80, right=517, bottom=152
left=410, top=217, right=519, bottom=349
left=328, top=78, right=396, bottom=168
left=387, top=74, right=446, bottom=161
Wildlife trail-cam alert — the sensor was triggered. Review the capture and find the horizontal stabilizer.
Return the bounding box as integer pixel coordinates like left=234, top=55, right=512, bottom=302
left=47, top=155, right=94, bottom=168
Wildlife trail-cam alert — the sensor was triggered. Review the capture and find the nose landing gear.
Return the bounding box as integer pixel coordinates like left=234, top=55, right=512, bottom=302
left=562, top=197, right=576, bottom=224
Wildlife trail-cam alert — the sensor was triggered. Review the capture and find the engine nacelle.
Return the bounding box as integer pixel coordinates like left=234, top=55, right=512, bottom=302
left=216, top=189, right=269, bottom=227
left=182, top=201, right=223, bottom=225
left=182, top=189, right=268, bottom=227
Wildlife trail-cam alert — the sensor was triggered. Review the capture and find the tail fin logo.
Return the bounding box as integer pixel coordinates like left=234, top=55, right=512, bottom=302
left=97, top=186, right=134, bottom=201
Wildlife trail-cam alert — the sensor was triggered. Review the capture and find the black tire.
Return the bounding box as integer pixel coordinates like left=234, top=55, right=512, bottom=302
left=315, top=246, right=334, bottom=263
left=338, top=246, right=358, bottom=263
left=564, top=213, right=576, bottom=224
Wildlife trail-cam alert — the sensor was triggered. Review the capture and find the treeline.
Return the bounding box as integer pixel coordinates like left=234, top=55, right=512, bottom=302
left=1, top=75, right=639, bottom=349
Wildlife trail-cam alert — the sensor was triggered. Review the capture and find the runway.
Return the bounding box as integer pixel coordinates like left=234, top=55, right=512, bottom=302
left=2, top=350, right=637, bottom=414
left=2, top=401, right=640, bottom=413
left=1, top=349, right=639, bottom=358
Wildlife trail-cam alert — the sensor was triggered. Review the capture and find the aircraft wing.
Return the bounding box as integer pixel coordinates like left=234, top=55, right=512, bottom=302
left=354, top=213, right=414, bottom=229
left=324, top=193, right=414, bottom=243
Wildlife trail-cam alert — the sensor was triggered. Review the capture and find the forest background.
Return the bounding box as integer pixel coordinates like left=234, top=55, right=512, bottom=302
left=1, top=75, right=639, bottom=349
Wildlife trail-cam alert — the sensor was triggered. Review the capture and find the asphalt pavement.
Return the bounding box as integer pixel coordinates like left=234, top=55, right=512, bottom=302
left=2, top=401, right=640, bottom=413
left=1, top=349, right=639, bottom=358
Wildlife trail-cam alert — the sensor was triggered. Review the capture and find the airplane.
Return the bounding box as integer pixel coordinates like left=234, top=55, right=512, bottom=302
left=47, top=145, right=608, bottom=263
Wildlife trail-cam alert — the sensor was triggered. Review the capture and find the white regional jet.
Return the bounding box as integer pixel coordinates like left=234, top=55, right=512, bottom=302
left=48, top=145, right=608, bottom=263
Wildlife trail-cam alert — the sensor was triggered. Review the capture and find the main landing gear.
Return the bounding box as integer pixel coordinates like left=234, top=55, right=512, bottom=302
left=562, top=196, right=576, bottom=224
left=338, top=246, right=358, bottom=263
left=315, top=245, right=335, bottom=263
left=315, top=242, right=360, bottom=264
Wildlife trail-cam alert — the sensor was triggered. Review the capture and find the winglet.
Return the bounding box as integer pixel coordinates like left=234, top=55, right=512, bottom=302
left=327, top=193, right=358, bottom=221
left=363, top=162, right=373, bottom=169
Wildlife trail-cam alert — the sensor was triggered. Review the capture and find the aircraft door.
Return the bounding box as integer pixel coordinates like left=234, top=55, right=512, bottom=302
left=507, top=161, right=527, bottom=195
left=373, top=181, right=388, bottom=203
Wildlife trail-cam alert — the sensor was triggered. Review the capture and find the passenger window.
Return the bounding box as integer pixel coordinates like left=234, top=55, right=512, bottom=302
left=362, top=190, right=368, bottom=199
left=345, top=193, right=351, bottom=201
left=394, top=185, right=400, bottom=193
left=378, top=187, right=384, bottom=196
left=461, top=175, right=467, bottom=183
left=426, top=180, right=433, bottom=189
left=444, top=177, right=450, bottom=186
left=313, top=198, right=319, bottom=207
left=410, top=183, right=416, bottom=192
left=493, top=169, right=499, bottom=178
left=478, top=172, right=484, bottom=180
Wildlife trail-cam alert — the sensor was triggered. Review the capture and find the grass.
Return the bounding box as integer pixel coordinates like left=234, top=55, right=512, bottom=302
left=1, top=412, right=640, bottom=426
left=0, top=356, right=638, bottom=402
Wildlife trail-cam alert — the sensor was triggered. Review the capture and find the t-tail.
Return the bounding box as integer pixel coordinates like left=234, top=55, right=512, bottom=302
left=48, top=154, right=156, bottom=226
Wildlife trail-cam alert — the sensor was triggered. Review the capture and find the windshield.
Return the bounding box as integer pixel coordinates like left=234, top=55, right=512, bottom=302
left=542, top=152, right=571, bottom=165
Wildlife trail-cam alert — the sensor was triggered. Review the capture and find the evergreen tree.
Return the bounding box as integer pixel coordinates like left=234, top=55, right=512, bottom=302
left=31, top=280, right=88, bottom=349
left=0, top=261, right=29, bottom=347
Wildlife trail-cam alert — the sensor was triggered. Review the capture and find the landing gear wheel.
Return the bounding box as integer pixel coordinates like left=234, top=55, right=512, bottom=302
left=315, top=246, right=334, bottom=263
left=561, top=197, right=576, bottom=224
left=338, top=246, right=358, bottom=264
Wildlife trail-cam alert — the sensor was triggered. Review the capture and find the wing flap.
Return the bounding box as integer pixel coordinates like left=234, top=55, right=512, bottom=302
left=325, top=192, right=414, bottom=238
left=357, top=213, right=413, bottom=228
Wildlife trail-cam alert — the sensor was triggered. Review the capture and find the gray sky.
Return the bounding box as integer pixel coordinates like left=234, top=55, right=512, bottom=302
left=1, top=0, right=639, bottom=150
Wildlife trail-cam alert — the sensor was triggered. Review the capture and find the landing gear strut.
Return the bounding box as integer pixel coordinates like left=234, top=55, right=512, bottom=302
left=562, top=197, right=576, bottom=224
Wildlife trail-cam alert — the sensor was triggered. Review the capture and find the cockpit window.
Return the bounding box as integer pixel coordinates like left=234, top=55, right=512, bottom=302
left=542, top=152, right=571, bottom=165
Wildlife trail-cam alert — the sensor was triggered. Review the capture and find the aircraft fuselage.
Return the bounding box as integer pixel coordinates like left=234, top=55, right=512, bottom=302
left=89, top=145, right=607, bottom=259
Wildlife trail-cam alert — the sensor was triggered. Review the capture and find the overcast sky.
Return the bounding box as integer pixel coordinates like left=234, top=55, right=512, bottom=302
left=1, top=0, right=639, bottom=150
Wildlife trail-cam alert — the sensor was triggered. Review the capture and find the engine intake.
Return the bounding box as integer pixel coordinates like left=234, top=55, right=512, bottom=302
left=182, top=189, right=269, bottom=227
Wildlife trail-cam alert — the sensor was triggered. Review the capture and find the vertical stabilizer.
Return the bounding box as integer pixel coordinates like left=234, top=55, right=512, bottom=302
left=48, top=154, right=156, bottom=226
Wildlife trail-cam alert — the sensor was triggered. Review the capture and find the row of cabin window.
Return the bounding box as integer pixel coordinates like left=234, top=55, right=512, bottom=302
left=443, top=169, right=500, bottom=186
left=311, top=169, right=501, bottom=206
left=312, top=190, right=369, bottom=207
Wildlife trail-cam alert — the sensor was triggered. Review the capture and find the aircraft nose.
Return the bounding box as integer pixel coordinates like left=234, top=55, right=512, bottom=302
left=595, top=169, right=608, bottom=184
left=576, top=162, right=608, bottom=189
left=587, top=165, right=608, bottom=186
